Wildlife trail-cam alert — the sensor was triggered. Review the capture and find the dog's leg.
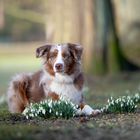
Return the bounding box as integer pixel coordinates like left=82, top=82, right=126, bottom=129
left=7, top=74, right=30, bottom=113
left=77, top=103, right=101, bottom=116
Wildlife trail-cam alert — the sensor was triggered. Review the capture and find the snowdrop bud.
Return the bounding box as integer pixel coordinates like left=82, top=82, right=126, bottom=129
left=107, top=99, right=110, bottom=103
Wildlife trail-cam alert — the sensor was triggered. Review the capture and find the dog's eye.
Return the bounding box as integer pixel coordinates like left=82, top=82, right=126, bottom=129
left=49, top=53, right=57, bottom=59
left=63, top=53, right=70, bottom=59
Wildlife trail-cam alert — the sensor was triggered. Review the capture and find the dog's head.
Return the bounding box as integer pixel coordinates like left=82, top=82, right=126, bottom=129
left=36, top=43, right=83, bottom=76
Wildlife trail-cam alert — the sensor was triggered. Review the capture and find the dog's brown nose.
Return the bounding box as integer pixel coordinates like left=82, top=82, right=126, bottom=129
left=55, top=63, right=63, bottom=70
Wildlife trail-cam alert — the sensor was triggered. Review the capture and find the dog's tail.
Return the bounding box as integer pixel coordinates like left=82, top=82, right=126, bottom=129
left=7, top=74, right=30, bottom=113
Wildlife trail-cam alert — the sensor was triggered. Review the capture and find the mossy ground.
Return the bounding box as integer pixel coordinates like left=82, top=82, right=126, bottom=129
left=0, top=106, right=140, bottom=140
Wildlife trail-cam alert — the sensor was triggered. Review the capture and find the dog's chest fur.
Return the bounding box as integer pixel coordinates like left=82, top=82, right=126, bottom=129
left=41, top=73, right=83, bottom=105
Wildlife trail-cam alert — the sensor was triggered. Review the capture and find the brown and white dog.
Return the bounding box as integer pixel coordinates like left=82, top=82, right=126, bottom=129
left=7, top=43, right=100, bottom=116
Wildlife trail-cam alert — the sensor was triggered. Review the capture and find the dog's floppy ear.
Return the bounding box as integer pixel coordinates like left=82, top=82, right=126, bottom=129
left=68, top=43, right=83, bottom=61
left=36, top=44, right=52, bottom=58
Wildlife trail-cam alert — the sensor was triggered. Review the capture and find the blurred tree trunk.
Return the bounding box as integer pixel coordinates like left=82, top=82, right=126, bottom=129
left=94, top=0, right=139, bottom=75
left=0, top=0, right=5, bottom=29
left=45, top=0, right=82, bottom=43
left=105, top=0, right=123, bottom=73
left=92, top=0, right=107, bottom=75
left=81, top=0, right=95, bottom=73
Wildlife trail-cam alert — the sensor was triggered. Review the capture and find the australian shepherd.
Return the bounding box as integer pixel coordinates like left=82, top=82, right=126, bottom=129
left=7, top=43, right=100, bottom=116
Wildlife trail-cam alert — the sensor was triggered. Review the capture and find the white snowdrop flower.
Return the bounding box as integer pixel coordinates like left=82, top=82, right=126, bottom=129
left=48, top=101, right=52, bottom=107
left=122, top=99, right=125, bottom=102
left=41, top=107, right=44, bottom=111
left=73, top=106, right=76, bottom=110
left=49, top=109, right=52, bottom=113
left=111, top=100, right=114, bottom=105
left=107, top=99, right=110, bottom=103
left=100, top=109, right=103, bottom=112
left=60, top=113, right=62, bottom=116
left=127, top=96, right=131, bottom=100
left=22, top=109, right=27, bottom=115
left=31, top=109, right=34, bottom=113
left=42, top=109, right=45, bottom=114
left=31, top=114, right=34, bottom=117
left=26, top=115, right=29, bottom=119
left=121, top=103, right=124, bottom=107
left=106, top=105, right=109, bottom=109
left=130, top=100, right=133, bottom=103
left=119, top=98, right=122, bottom=101
left=49, top=100, right=53, bottom=104
left=135, top=93, right=139, bottom=97
left=110, top=97, right=113, bottom=100
left=115, top=99, right=119, bottom=104
left=75, top=105, right=79, bottom=108
left=56, top=111, right=58, bottom=116
left=60, top=96, right=63, bottom=100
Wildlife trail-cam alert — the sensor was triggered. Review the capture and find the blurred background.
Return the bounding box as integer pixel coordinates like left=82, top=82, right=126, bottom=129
left=0, top=0, right=140, bottom=105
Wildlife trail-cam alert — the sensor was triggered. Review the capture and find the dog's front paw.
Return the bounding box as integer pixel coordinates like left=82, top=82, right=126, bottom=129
left=80, top=105, right=101, bottom=116
left=91, top=109, right=101, bottom=116
left=76, top=104, right=101, bottom=116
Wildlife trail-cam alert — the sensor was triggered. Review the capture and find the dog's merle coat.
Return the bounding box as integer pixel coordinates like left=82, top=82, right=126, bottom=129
left=7, top=43, right=100, bottom=116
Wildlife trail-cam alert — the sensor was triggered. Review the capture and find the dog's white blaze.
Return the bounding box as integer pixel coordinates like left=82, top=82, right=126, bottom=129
left=53, top=45, right=64, bottom=72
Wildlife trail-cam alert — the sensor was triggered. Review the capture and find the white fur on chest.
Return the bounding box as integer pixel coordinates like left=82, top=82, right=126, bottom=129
left=50, top=81, right=82, bottom=105
left=41, top=72, right=83, bottom=105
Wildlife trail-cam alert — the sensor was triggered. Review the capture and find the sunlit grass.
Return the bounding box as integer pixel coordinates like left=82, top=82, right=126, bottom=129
left=0, top=55, right=40, bottom=70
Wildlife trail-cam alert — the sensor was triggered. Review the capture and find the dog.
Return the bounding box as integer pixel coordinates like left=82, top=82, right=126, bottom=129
left=7, top=43, right=100, bottom=116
